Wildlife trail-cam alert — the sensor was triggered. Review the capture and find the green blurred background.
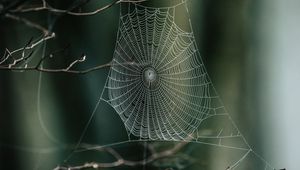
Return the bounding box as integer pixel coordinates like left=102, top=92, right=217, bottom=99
left=0, top=0, right=299, bottom=169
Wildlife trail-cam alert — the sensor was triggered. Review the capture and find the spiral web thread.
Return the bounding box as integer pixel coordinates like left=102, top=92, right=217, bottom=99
left=96, top=1, right=275, bottom=169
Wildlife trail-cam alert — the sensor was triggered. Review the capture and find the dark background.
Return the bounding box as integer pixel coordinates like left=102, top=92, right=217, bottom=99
left=1, top=0, right=299, bottom=169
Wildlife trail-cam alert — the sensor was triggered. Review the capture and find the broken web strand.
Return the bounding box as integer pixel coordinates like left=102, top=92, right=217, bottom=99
left=67, top=1, right=275, bottom=170
left=34, top=14, right=73, bottom=169
left=37, top=40, right=63, bottom=145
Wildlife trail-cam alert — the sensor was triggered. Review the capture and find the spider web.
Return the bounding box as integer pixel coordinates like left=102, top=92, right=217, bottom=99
left=76, top=1, right=276, bottom=169
left=102, top=2, right=241, bottom=145
left=104, top=4, right=228, bottom=141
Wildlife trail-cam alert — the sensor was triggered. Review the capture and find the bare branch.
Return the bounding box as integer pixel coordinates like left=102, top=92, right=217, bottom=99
left=0, top=33, right=144, bottom=74
left=1, top=0, right=149, bottom=74
left=9, top=0, right=147, bottom=16
left=54, top=141, right=189, bottom=170
left=0, top=33, right=55, bottom=69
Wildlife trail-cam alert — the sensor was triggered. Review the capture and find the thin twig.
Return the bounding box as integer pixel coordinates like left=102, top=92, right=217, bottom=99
left=4, top=13, right=49, bottom=35
left=9, top=0, right=147, bottom=16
